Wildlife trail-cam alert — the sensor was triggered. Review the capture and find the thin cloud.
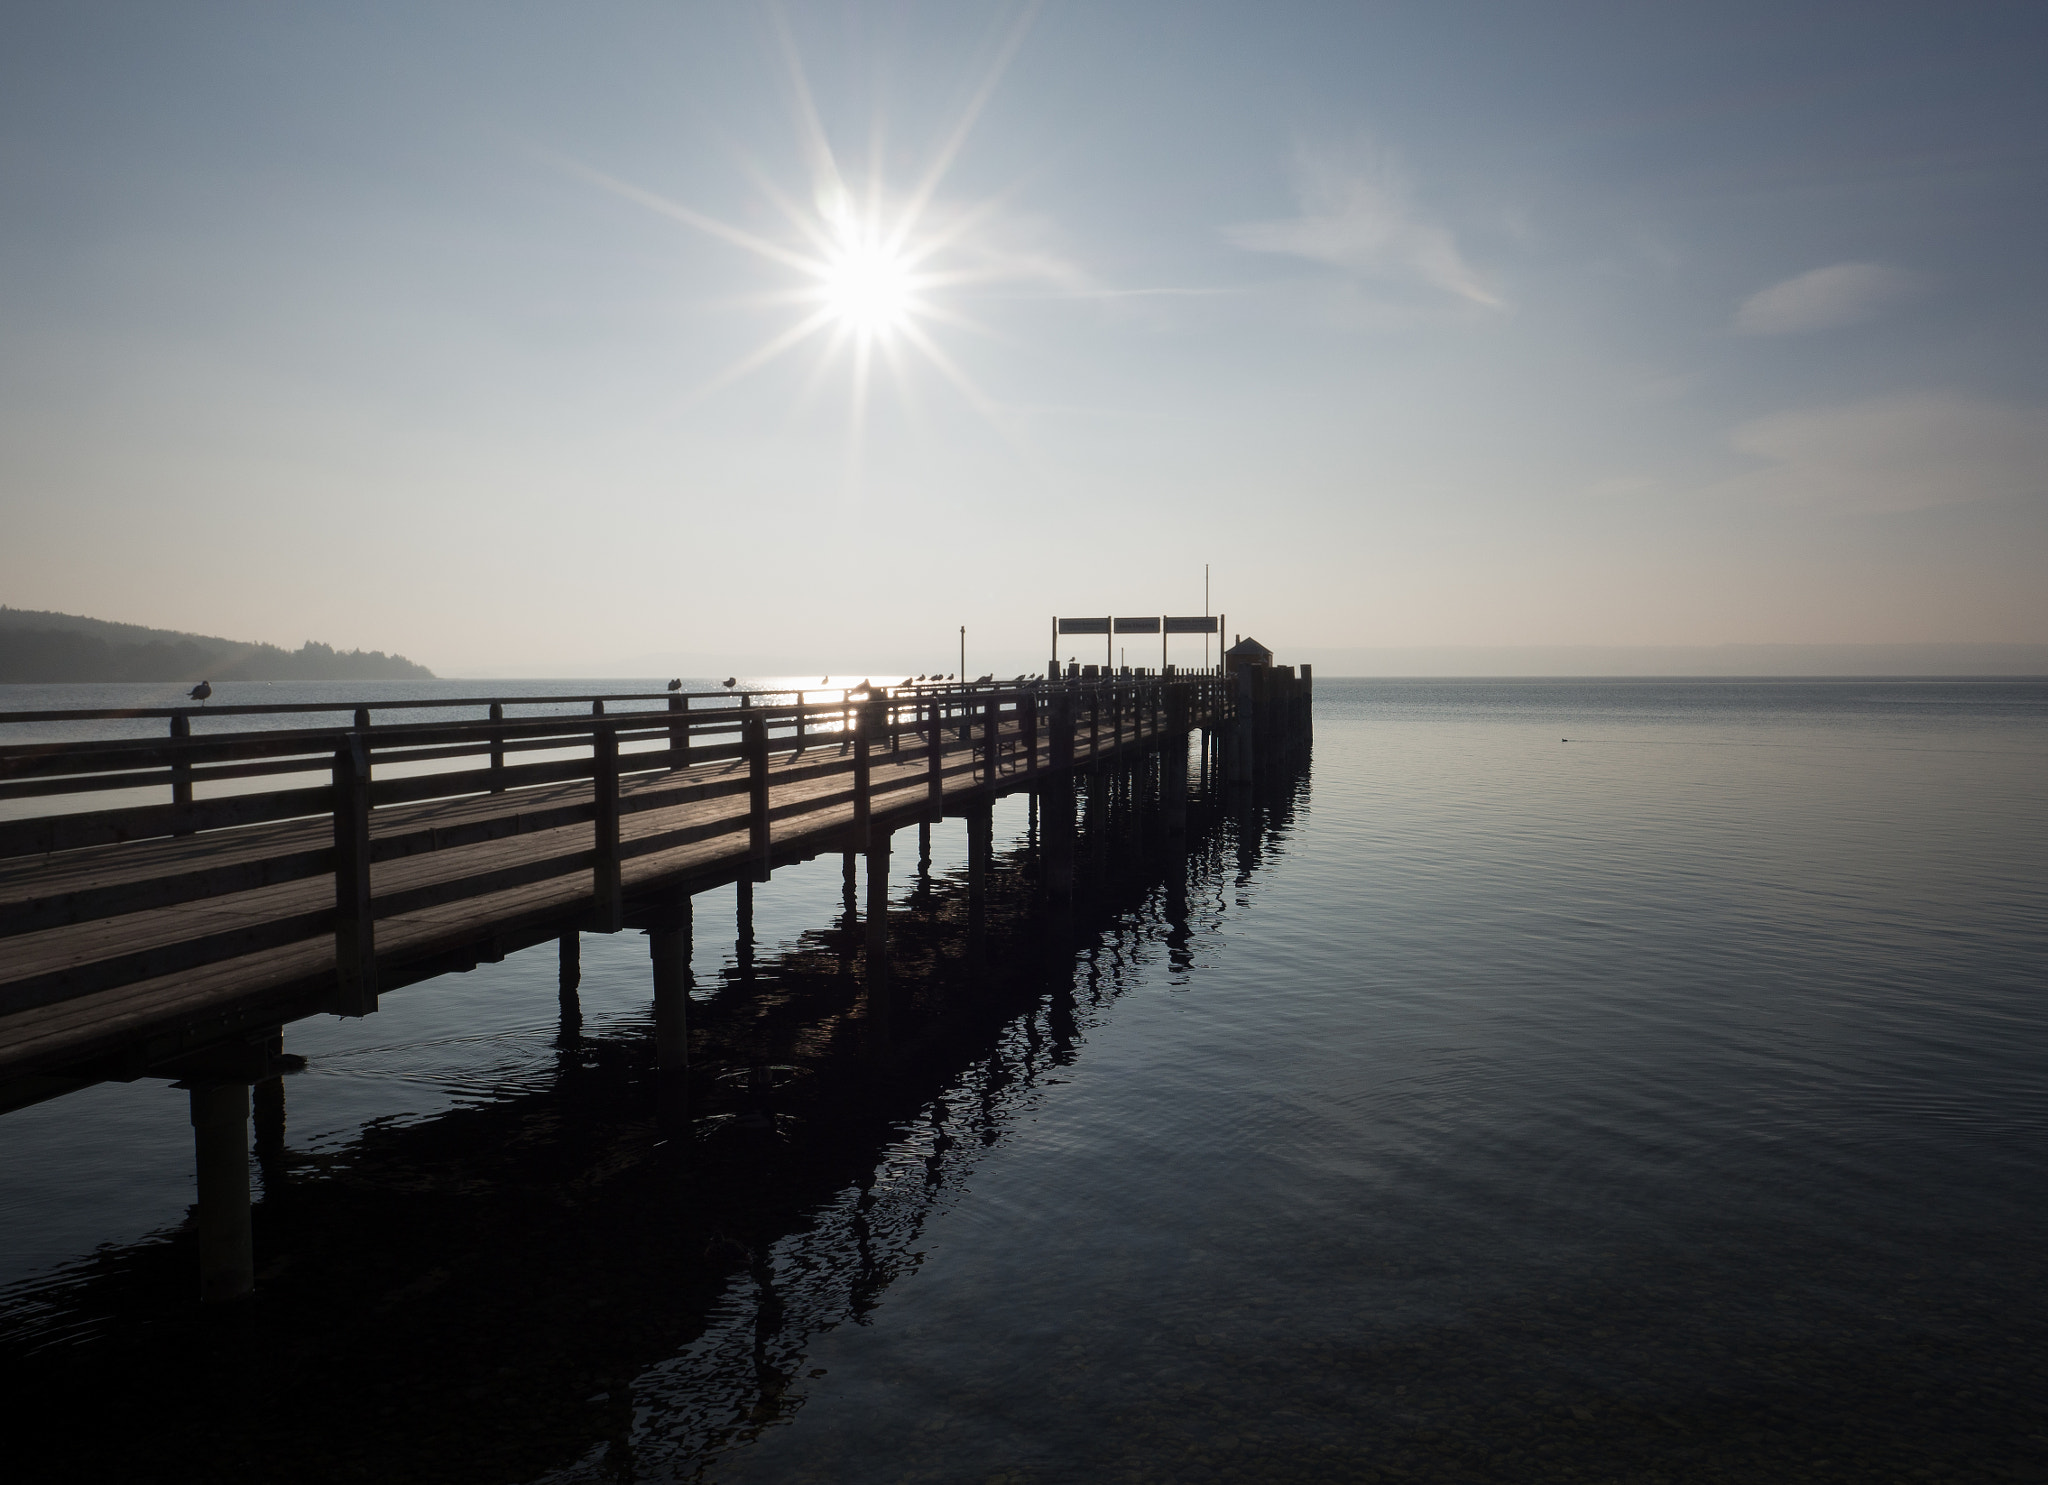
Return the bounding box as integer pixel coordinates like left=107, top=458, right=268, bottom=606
left=1734, top=262, right=1918, bottom=335
left=1724, top=392, right=2046, bottom=512
left=1224, top=138, right=1503, bottom=309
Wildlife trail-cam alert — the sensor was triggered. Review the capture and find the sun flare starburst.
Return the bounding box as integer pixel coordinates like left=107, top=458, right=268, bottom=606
left=567, top=7, right=1054, bottom=472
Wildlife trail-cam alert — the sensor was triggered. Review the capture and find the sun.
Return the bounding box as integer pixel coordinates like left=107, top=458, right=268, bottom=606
left=820, top=231, right=917, bottom=338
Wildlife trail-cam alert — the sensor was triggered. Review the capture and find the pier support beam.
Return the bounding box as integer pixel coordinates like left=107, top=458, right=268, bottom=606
left=559, top=931, right=582, bottom=1027
left=1164, top=693, right=1190, bottom=834
left=865, top=827, right=892, bottom=964
left=966, top=800, right=992, bottom=969
left=190, top=1081, right=253, bottom=1303
left=253, top=1073, right=286, bottom=1164
left=736, top=877, right=756, bottom=982
left=1042, top=780, right=1075, bottom=900
left=252, top=1065, right=288, bottom=1205
left=1228, top=667, right=1256, bottom=783
left=864, top=825, right=893, bottom=1052
left=649, top=898, right=691, bottom=1072
left=1086, top=772, right=1108, bottom=883
left=966, top=801, right=993, bottom=904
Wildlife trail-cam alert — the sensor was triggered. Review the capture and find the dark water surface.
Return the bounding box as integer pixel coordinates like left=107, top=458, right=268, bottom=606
left=2, top=678, right=2044, bottom=1483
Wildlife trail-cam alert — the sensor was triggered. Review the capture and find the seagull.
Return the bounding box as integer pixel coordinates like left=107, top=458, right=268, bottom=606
left=667, top=678, right=681, bottom=692
left=822, top=677, right=830, bottom=685
left=722, top=677, right=736, bottom=689
left=188, top=680, right=212, bottom=704
left=900, top=678, right=913, bottom=688
left=977, top=673, right=993, bottom=683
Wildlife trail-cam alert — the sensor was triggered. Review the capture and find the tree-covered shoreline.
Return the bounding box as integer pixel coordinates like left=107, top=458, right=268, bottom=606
left=0, top=608, right=433, bottom=683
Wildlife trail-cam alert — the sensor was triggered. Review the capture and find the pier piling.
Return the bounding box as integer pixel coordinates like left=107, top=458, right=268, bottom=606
left=189, top=1080, right=253, bottom=1303
left=559, top=932, right=581, bottom=1010
left=650, top=898, right=691, bottom=1073
left=865, top=827, right=892, bottom=964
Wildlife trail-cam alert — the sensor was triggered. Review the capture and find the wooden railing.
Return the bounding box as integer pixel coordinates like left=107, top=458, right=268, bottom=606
left=0, top=675, right=1233, bottom=1028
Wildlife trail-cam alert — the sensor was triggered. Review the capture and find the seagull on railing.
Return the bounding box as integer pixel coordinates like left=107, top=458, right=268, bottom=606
left=977, top=673, right=993, bottom=683
left=722, top=677, right=736, bottom=689
left=667, top=678, right=682, bottom=692
left=188, top=680, right=212, bottom=704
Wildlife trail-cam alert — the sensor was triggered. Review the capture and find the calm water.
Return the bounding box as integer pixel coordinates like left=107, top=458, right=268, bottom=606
left=1, top=678, right=2044, bottom=1482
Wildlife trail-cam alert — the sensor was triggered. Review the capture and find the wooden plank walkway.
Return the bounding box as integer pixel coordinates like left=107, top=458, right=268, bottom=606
left=0, top=676, right=1229, bottom=1096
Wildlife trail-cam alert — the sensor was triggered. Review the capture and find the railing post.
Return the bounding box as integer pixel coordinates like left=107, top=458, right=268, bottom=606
left=592, top=721, right=623, bottom=931
left=746, top=709, right=771, bottom=881
left=1050, top=688, right=1076, bottom=773
left=926, top=697, right=944, bottom=814
left=1022, top=689, right=1038, bottom=778
left=170, top=712, right=194, bottom=837
left=331, top=732, right=377, bottom=1016
left=982, top=695, right=999, bottom=783
left=488, top=702, right=506, bottom=793
left=668, top=694, right=689, bottom=771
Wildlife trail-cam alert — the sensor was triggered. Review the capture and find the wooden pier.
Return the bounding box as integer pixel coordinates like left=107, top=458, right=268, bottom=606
left=0, top=663, right=1312, bottom=1300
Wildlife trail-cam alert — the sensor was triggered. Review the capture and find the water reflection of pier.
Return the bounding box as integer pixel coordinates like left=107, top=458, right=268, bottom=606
left=0, top=736, right=1310, bottom=1485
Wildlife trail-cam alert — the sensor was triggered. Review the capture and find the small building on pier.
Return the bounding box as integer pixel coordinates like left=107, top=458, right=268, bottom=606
left=1224, top=636, right=1274, bottom=676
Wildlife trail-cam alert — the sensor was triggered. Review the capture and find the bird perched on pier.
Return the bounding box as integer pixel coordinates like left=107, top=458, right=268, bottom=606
left=900, top=678, right=912, bottom=688
left=822, top=677, right=829, bottom=685
left=188, top=680, right=212, bottom=704
left=914, top=674, right=926, bottom=682
left=977, top=673, right=993, bottom=683
left=667, top=678, right=681, bottom=692
left=722, top=677, right=736, bottom=689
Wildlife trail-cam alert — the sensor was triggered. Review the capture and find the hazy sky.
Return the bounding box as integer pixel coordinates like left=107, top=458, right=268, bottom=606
left=3, top=2, right=2044, bottom=675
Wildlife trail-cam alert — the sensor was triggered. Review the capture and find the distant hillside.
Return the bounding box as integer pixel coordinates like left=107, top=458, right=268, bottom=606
left=0, top=607, right=434, bottom=683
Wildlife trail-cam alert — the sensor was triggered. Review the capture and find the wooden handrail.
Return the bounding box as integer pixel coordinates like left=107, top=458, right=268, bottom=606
left=0, top=677, right=1235, bottom=976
